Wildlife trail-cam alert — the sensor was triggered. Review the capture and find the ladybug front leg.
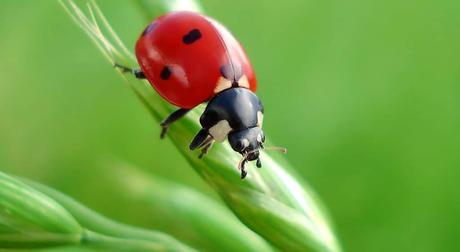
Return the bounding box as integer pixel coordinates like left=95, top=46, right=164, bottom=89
left=239, top=159, right=248, bottom=179
left=198, top=139, right=214, bottom=159
left=189, top=128, right=209, bottom=150
left=160, top=108, right=190, bottom=138
left=114, top=63, right=146, bottom=79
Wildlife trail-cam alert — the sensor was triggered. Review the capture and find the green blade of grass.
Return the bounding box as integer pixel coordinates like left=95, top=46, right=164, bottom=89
left=59, top=0, right=342, bottom=251
left=108, top=162, right=275, bottom=252
left=0, top=169, right=196, bottom=251
left=23, top=178, right=197, bottom=252
left=0, top=171, right=82, bottom=249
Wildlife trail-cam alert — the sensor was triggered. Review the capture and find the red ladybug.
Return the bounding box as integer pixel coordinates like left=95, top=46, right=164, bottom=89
left=116, top=11, right=281, bottom=178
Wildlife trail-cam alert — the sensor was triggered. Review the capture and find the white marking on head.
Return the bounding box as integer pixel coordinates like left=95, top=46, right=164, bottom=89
left=209, top=120, right=232, bottom=142
left=214, top=76, right=232, bottom=93
left=242, top=139, right=250, bottom=150
left=257, top=133, right=262, bottom=143
left=257, top=111, right=264, bottom=127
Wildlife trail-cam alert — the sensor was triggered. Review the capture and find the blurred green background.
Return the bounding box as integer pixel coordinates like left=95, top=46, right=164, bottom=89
left=1, top=0, right=459, bottom=251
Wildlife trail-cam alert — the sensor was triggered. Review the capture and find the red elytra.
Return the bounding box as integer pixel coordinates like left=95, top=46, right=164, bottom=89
left=135, top=11, right=257, bottom=109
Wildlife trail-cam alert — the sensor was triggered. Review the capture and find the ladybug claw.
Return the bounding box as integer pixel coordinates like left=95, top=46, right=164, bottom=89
left=238, top=157, right=248, bottom=179
left=198, top=140, right=213, bottom=159
left=114, top=63, right=130, bottom=73
left=114, top=63, right=146, bottom=79
left=241, top=169, right=248, bottom=179
left=198, top=149, right=207, bottom=159
left=160, top=125, right=168, bottom=139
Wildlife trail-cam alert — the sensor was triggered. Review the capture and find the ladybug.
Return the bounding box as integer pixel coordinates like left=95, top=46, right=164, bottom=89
left=116, top=11, right=285, bottom=179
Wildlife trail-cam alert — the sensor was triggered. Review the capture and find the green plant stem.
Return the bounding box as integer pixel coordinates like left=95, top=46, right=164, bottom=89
left=81, top=229, right=163, bottom=252
left=0, top=233, right=81, bottom=249
left=24, top=179, right=196, bottom=252
left=0, top=172, right=81, bottom=235
left=0, top=171, right=82, bottom=249
left=111, top=163, right=275, bottom=252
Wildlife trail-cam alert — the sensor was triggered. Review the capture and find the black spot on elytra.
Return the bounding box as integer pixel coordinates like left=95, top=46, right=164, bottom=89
left=182, top=29, right=202, bottom=44
left=160, top=66, right=172, bottom=80
left=142, top=22, right=157, bottom=36
left=220, top=63, right=243, bottom=86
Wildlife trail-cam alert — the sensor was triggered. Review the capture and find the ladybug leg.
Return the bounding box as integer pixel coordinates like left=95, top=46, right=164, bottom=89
left=160, top=108, right=190, bottom=138
left=114, top=63, right=145, bottom=79
left=197, top=136, right=213, bottom=148
left=198, top=139, right=214, bottom=159
left=189, top=128, right=209, bottom=150
left=239, top=159, right=248, bottom=179
left=256, top=158, right=262, bottom=168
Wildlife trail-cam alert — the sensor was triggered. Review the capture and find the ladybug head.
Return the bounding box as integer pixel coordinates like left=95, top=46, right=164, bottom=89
left=228, top=127, right=265, bottom=162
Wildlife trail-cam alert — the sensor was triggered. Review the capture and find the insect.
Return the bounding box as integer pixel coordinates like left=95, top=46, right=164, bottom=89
left=116, top=11, right=285, bottom=179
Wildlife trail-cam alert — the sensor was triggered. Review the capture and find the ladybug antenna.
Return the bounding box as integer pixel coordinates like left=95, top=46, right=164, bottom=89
left=263, top=146, right=288, bottom=154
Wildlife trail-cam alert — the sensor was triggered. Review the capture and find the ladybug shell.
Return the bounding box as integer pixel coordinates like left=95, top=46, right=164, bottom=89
left=135, top=11, right=257, bottom=109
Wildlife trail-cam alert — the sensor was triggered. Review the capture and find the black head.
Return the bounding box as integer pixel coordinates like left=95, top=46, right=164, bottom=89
left=228, top=127, right=265, bottom=161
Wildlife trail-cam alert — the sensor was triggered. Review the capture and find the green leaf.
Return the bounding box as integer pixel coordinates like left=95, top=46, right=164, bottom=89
left=134, top=0, right=204, bottom=20
left=24, top=178, right=196, bottom=252
left=0, top=171, right=82, bottom=248
left=110, top=163, right=275, bottom=252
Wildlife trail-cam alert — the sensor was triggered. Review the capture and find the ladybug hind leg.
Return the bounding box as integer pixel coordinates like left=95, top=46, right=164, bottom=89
left=114, top=63, right=145, bottom=79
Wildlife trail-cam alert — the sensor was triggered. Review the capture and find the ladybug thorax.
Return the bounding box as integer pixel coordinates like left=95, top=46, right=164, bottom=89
left=200, top=87, right=264, bottom=142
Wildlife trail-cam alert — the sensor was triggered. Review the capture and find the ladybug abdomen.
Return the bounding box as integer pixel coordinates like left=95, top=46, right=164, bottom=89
left=135, top=11, right=257, bottom=109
